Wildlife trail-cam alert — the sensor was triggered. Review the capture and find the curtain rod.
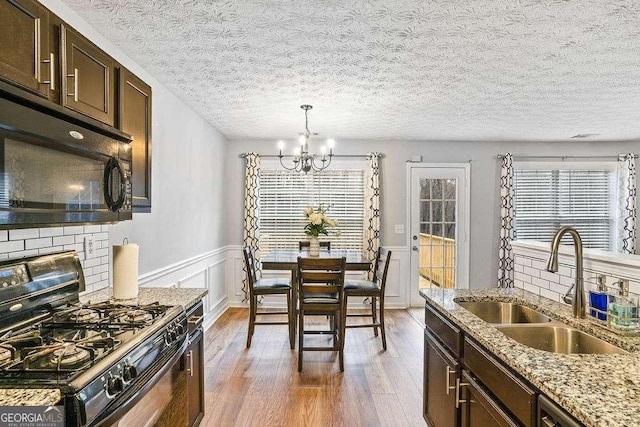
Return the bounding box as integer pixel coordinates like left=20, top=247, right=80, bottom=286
left=238, top=153, right=383, bottom=159
left=496, top=154, right=638, bottom=160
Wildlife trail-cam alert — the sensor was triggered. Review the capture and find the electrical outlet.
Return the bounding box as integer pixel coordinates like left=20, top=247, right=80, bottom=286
left=395, top=224, right=405, bottom=234
left=84, top=236, right=96, bottom=259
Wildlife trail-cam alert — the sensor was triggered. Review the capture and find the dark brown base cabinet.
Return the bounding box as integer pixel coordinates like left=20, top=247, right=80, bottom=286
left=184, top=301, right=205, bottom=427
left=423, top=302, right=572, bottom=427
left=424, top=330, right=459, bottom=427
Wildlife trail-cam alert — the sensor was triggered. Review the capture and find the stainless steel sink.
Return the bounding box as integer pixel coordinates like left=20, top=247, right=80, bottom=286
left=496, top=325, right=628, bottom=354
left=456, top=301, right=552, bottom=324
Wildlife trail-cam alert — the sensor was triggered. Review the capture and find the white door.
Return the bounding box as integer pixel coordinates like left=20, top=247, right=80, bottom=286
left=408, top=164, right=470, bottom=306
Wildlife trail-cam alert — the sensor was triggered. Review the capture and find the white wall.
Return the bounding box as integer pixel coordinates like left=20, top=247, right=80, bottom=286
left=40, top=0, right=229, bottom=322
left=225, top=139, right=640, bottom=301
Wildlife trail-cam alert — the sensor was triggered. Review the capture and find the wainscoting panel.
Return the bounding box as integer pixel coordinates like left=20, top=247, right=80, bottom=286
left=138, top=247, right=228, bottom=330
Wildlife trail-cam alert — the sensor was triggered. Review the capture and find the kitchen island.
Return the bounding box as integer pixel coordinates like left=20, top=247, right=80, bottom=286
left=421, top=287, right=640, bottom=427
left=0, top=286, right=207, bottom=410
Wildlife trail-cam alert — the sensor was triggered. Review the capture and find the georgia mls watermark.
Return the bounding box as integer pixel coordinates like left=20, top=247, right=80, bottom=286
left=0, top=406, right=64, bottom=427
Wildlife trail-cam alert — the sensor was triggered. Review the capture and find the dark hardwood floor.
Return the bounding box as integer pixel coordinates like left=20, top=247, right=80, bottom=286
left=201, top=308, right=425, bottom=426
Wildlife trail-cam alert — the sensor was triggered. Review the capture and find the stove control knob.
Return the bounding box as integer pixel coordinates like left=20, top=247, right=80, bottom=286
left=176, top=324, right=185, bottom=335
left=106, top=376, right=124, bottom=395
left=169, top=328, right=177, bottom=341
left=122, top=365, right=137, bottom=382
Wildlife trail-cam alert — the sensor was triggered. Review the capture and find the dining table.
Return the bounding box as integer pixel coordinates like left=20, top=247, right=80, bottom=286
left=261, top=248, right=372, bottom=342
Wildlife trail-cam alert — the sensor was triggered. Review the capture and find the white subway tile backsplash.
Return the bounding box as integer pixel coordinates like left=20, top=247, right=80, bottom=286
left=95, top=248, right=108, bottom=258
left=0, top=241, right=25, bottom=253
left=540, top=271, right=560, bottom=283
left=558, top=266, right=573, bottom=278
left=0, top=231, right=8, bottom=242
left=83, top=258, right=101, bottom=268
left=515, top=257, right=532, bottom=267
left=9, top=229, right=39, bottom=240
left=38, top=246, right=64, bottom=255
left=549, top=282, right=571, bottom=295
left=25, top=237, right=53, bottom=250
left=531, top=277, right=550, bottom=289
left=514, top=271, right=531, bottom=284
left=9, top=250, right=39, bottom=258
left=540, top=289, right=561, bottom=302
left=531, top=260, right=547, bottom=271
left=560, top=275, right=573, bottom=287
left=84, top=225, right=101, bottom=233
left=63, top=226, right=84, bottom=235
left=523, top=266, right=540, bottom=278
left=64, top=243, right=83, bottom=253
left=95, top=232, right=108, bottom=241
left=53, top=236, right=75, bottom=246
left=39, top=228, right=63, bottom=237
left=514, top=264, right=524, bottom=273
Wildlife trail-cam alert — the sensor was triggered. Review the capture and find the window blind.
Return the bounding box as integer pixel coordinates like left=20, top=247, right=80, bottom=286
left=514, top=169, right=614, bottom=250
left=259, top=168, right=365, bottom=251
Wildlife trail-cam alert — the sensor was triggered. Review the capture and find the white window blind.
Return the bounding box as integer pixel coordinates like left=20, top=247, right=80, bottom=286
left=259, top=168, right=365, bottom=251
left=514, top=167, right=615, bottom=250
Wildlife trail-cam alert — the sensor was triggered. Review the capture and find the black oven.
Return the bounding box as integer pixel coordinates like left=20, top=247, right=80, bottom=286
left=0, top=90, right=132, bottom=228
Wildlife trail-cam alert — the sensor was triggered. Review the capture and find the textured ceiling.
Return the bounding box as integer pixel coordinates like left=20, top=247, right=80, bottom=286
left=61, top=0, right=640, bottom=142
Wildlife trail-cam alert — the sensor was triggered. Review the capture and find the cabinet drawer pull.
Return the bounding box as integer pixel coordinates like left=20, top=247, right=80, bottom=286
left=186, top=350, right=193, bottom=377
left=445, top=366, right=455, bottom=395
left=67, top=68, right=78, bottom=101
left=455, top=378, right=469, bottom=408
left=42, top=53, right=55, bottom=90
left=188, top=315, right=203, bottom=325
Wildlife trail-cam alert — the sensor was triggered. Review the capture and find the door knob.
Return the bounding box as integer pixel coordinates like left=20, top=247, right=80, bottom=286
left=412, top=246, right=418, bottom=251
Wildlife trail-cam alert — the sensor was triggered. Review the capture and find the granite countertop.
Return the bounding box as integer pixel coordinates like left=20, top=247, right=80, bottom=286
left=0, top=287, right=207, bottom=407
left=0, top=389, right=61, bottom=406
left=420, top=288, right=640, bottom=427
left=80, top=286, right=208, bottom=310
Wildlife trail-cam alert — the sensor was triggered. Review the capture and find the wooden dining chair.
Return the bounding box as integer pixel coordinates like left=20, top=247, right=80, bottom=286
left=344, top=249, right=392, bottom=350
left=299, top=241, right=331, bottom=251
left=243, top=247, right=295, bottom=349
left=297, top=256, right=346, bottom=372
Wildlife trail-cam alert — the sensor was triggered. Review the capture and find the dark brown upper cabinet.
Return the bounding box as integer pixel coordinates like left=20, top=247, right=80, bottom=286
left=61, top=24, right=116, bottom=126
left=0, top=0, right=54, bottom=99
left=119, top=68, right=152, bottom=212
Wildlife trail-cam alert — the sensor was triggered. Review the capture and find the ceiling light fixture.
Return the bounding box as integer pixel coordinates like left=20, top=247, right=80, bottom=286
left=278, top=105, right=334, bottom=173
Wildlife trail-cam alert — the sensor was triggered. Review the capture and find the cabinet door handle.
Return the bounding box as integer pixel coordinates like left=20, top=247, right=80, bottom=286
left=445, top=366, right=455, bottom=395
left=186, top=350, right=193, bottom=376
left=67, top=68, right=78, bottom=101
left=42, top=53, right=55, bottom=90
left=455, top=378, right=469, bottom=408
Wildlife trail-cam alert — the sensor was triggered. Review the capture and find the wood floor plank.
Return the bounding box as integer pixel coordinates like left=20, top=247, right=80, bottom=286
left=202, top=308, right=425, bottom=426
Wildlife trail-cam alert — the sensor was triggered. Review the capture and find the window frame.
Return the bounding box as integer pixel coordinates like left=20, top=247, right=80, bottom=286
left=513, top=160, right=619, bottom=250
left=258, top=159, right=367, bottom=252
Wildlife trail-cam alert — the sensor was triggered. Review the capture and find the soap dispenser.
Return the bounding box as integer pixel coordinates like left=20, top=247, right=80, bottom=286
left=589, top=275, right=609, bottom=321
left=608, top=280, right=638, bottom=329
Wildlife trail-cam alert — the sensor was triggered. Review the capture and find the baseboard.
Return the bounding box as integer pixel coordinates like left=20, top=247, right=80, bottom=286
left=204, top=296, right=229, bottom=331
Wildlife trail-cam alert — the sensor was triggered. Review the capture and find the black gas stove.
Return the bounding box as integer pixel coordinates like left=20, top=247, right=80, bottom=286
left=0, top=251, right=187, bottom=426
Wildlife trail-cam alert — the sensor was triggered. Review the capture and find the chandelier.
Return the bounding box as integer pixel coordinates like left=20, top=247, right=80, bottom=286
left=278, top=105, right=334, bottom=173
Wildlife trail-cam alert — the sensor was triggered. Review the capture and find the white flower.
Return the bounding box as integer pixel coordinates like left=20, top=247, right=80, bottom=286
left=309, top=213, right=323, bottom=225
left=326, top=218, right=338, bottom=227
left=335, top=230, right=342, bottom=237
left=303, top=207, right=313, bottom=216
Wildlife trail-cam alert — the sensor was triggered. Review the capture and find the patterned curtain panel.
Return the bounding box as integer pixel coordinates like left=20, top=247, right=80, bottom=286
left=498, top=153, right=515, bottom=288
left=364, top=153, right=381, bottom=280
left=618, top=154, right=637, bottom=254
left=243, top=153, right=261, bottom=302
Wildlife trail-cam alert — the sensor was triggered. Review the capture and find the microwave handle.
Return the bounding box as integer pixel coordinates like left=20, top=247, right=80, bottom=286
left=103, top=157, right=126, bottom=212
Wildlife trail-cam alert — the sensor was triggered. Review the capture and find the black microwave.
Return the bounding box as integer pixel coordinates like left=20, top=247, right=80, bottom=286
left=0, top=87, right=132, bottom=229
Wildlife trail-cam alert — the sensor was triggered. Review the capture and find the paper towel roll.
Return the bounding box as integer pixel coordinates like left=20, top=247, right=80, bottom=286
left=113, top=243, right=139, bottom=300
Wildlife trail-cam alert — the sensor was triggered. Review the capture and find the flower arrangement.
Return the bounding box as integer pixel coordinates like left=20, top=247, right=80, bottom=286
left=303, top=205, right=339, bottom=237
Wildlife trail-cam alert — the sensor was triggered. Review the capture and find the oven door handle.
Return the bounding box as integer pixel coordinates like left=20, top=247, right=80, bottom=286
left=103, top=157, right=126, bottom=212
left=92, top=337, right=188, bottom=427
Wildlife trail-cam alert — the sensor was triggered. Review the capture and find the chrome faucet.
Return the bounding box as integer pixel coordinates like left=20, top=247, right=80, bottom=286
left=546, top=226, right=586, bottom=318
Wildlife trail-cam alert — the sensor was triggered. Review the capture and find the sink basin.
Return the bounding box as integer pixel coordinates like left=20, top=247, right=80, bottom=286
left=456, top=301, right=552, bottom=324
left=496, top=325, right=628, bottom=354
